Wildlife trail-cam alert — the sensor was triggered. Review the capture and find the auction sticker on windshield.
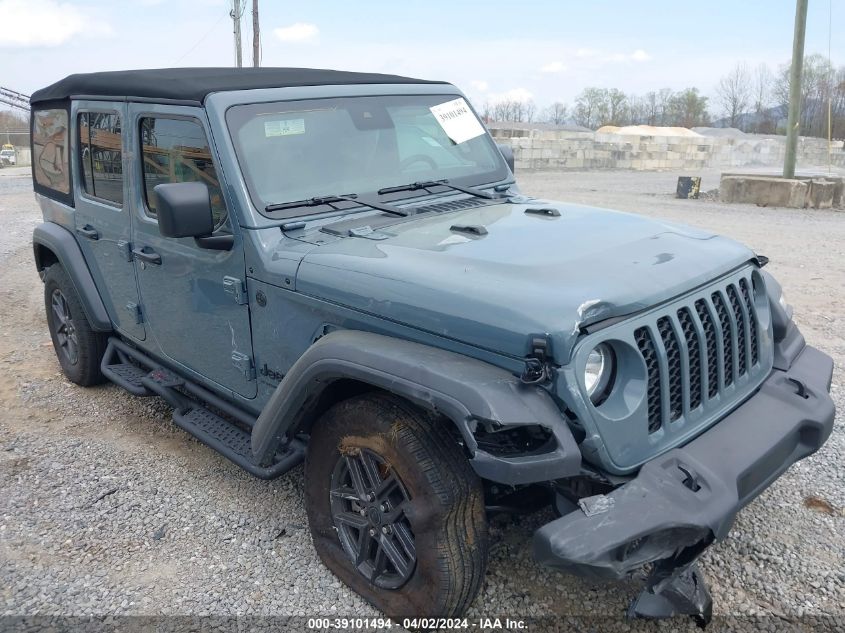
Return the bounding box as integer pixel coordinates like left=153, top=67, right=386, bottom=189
left=264, top=118, right=306, bottom=137
left=430, top=98, right=485, bottom=144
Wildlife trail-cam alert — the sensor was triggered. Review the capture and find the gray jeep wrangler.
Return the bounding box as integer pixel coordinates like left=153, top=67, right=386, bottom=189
left=29, top=68, right=834, bottom=623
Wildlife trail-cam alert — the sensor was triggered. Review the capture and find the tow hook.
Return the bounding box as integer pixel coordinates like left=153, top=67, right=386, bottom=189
left=628, top=558, right=713, bottom=628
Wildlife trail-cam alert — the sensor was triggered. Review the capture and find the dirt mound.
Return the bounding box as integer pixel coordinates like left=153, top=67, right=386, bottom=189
left=596, top=125, right=702, bottom=138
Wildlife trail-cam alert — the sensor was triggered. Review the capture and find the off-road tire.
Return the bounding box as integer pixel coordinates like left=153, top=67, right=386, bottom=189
left=43, top=264, right=108, bottom=386
left=305, top=392, right=488, bottom=618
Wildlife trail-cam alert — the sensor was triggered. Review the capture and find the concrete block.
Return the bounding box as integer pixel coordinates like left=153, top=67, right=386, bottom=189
left=808, top=179, right=836, bottom=209
left=719, top=175, right=808, bottom=208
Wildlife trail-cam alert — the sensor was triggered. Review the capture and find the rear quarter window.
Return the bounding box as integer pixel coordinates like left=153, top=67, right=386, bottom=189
left=32, top=108, right=71, bottom=199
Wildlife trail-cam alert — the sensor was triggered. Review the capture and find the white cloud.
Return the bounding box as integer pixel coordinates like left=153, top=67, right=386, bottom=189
left=273, top=22, right=319, bottom=43
left=0, top=0, right=111, bottom=47
left=575, top=48, right=597, bottom=59
left=604, top=49, right=653, bottom=63
left=540, top=61, right=566, bottom=73
left=470, top=79, right=489, bottom=92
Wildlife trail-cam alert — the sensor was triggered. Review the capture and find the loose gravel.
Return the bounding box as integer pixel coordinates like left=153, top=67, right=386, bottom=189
left=0, top=166, right=843, bottom=631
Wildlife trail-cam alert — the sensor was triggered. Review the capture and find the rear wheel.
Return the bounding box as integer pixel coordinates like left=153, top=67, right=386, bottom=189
left=305, top=392, right=488, bottom=618
left=43, top=264, right=108, bottom=386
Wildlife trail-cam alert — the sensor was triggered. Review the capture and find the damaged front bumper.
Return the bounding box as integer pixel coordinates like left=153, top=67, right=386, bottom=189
left=533, top=344, right=835, bottom=579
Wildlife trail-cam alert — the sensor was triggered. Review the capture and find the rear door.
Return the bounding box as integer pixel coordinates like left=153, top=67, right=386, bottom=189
left=72, top=101, right=145, bottom=340
left=127, top=104, right=256, bottom=398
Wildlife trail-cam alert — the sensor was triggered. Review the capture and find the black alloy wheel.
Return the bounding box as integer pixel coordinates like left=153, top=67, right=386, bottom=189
left=330, top=448, right=416, bottom=589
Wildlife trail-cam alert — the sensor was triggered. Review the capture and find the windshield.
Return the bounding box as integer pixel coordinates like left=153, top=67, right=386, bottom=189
left=226, top=94, right=508, bottom=218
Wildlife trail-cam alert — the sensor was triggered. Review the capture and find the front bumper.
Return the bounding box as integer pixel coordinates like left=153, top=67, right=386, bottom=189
left=533, top=344, right=835, bottom=578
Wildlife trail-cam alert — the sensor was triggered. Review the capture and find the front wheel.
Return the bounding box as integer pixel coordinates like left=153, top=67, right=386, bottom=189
left=305, top=393, right=488, bottom=618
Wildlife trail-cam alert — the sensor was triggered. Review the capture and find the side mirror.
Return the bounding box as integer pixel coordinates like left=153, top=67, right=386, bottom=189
left=497, top=143, right=515, bottom=173
left=153, top=182, right=214, bottom=238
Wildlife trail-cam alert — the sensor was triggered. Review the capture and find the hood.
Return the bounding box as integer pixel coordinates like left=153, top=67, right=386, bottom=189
left=295, top=199, right=755, bottom=361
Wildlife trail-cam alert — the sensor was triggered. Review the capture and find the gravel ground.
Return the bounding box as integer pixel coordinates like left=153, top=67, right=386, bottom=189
left=0, top=166, right=843, bottom=631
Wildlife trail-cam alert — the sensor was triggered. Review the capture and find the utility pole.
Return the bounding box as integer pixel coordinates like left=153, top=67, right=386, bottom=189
left=783, top=0, right=808, bottom=179
left=252, top=0, right=260, bottom=68
left=231, top=0, right=243, bottom=68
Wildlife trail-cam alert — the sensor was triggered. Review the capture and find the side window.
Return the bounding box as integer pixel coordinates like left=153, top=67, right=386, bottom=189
left=32, top=108, right=70, bottom=195
left=78, top=111, right=123, bottom=205
left=140, top=117, right=228, bottom=231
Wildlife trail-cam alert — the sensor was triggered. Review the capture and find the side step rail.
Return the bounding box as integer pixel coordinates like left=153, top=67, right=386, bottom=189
left=99, top=337, right=304, bottom=479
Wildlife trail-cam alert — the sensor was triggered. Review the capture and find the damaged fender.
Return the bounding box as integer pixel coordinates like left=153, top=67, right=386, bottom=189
left=250, top=330, right=581, bottom=484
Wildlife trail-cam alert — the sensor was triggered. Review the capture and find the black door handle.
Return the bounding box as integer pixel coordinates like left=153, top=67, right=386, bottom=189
left=77, top=225, right=99, bottom=240
left=132, top=246, right=162, bottom=265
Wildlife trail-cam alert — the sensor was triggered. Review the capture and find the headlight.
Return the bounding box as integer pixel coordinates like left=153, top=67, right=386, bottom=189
left=585, top=343, right=614, bottom=403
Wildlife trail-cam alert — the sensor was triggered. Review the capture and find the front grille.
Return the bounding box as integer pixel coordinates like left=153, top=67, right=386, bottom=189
left=574, top=267, right=772, bottom=474
left=695, top=299, right=719, bottom=399
left=635, top=273, right=766, bottom=434
left=634, top=327, right=662, bottom=433
left=677, top=308, right=702, bottom=410
left=711, top=292, right=734, bottom=387
left=657, top=317, right=683, bottom=422
left=739, top=278, right=759, bottom=366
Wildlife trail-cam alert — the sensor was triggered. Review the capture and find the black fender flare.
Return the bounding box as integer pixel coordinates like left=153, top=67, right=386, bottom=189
left=32, top=222, right=112, bottom=332
left=251, top=330, right=581, bottom=485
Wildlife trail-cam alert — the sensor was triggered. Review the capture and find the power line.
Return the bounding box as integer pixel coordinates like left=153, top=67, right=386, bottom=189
left=252, top=0, right=260, bottom=68
left=173, top=9, right=230, bottom=65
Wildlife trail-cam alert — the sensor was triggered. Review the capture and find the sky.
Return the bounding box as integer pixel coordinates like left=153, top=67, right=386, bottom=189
left=1, top=0, right=843, bottom=113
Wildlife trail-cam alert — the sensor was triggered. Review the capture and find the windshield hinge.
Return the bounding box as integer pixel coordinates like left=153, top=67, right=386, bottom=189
left=232, top=351, right=256, bottom=381
left=117, top=240, right=132, bottom=262
left=125, top=302, right=143, bottom=324
left=223, top=276, right=248, bottom=305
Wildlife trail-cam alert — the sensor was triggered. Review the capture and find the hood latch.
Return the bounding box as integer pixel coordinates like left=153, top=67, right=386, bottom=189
left=521, top=336, right=553, bottom=384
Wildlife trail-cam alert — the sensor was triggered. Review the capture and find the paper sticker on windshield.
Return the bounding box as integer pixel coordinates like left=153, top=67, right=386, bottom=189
left=429, top=98, right=485, bottom=144
left=264, top=118, right=305, bottom=137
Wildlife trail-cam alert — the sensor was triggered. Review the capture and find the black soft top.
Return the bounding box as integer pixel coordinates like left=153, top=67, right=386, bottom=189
left=30, top=67, right=447, bottom=106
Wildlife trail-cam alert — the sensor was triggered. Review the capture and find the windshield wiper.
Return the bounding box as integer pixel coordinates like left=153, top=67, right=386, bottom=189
left=265, top=194, right=409, bottom=216
left=377, top=179, right=500, bottom=200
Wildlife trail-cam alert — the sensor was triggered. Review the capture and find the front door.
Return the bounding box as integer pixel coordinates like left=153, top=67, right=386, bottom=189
left=72, top=101, right=146, bottom=340
left=127, top=105, right=256, bottom=399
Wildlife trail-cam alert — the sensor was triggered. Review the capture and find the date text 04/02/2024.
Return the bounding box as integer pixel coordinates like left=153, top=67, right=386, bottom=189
left=306, top=618, right=527, bottom=629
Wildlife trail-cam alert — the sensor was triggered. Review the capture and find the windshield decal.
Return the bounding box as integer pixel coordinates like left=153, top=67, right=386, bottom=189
left=429, top=98, right=485, bottom=145
left=264, top=118, right=306, bottom=137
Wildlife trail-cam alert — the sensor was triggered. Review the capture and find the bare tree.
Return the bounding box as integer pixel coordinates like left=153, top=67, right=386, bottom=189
left=833, top=68, right=845, bottom=139
left=750, top=63, right=775, bottom=133
left=774, top=54, right=842, bottom=138
left=606, top=89, right=628, bottom=126
left=716, top=63, right=752, bottom=129
left=666, top=88, right=710, bottom=127
left=643, top=92, right=659, bottom=124
left=627, top=95, right=648, bottom=125
left=656, top=88, right=673, bottom=125
left=524, top=100, right=537, bottom=123
left=574, top=88, right=610, bottom=129
left=492, top=100, right=517, bottom=122
left=543, top=102, right=568, bottom=125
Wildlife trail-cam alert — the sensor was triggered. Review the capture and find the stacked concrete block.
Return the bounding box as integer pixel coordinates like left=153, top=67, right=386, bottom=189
left=496, top=127, right=845, bottom=172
